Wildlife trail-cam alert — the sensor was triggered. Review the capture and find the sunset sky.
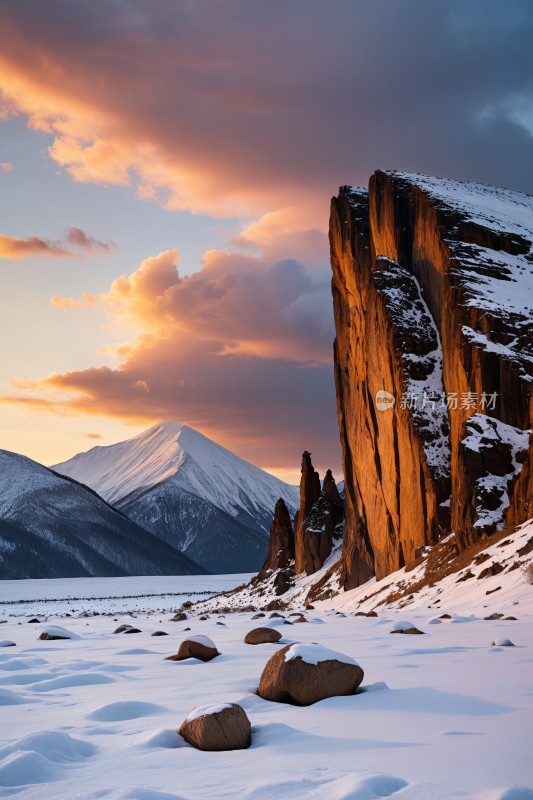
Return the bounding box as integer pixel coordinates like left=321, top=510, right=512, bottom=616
left=1, top=1, right=532, bottom=482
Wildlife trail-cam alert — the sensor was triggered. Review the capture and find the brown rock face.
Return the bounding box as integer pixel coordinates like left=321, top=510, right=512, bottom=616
left=244, top=627, right=282, bottom=645
left=330, top=170, right=533, bottom=589
left=258, top=643, right=364, bottom=706
left=179, top=703, right=251, bottom=751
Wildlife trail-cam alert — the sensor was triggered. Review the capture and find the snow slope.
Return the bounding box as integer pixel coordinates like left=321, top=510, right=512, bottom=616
left=0, top=572, right=531, bottom=800
left=0, top=450, right=204, bottom=579
left=53, top=423, right=300, bottom=573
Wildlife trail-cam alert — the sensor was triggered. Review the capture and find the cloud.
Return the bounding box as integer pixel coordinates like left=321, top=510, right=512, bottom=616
left=0, top=162, right=13, bottom=172
left=2, top=247, right=340, bottom=469
left=0, top=227, right=115, bottom=260
left=84, top=432, right=103, bottom=440
left=0, top=0, right=531, bottom=233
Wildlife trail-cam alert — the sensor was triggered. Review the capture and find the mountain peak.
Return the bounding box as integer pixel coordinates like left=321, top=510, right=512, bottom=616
left=54, top=422, right=299, bottom=517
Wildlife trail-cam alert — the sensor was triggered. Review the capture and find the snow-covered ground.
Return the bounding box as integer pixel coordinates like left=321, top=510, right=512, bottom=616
left=1, top=569, right=532, bottom=799
left=0, top=575, right=251, bottom=619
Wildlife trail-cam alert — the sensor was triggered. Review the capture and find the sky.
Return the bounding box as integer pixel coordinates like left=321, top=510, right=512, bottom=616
left=0, top=1, right=532, bottom=483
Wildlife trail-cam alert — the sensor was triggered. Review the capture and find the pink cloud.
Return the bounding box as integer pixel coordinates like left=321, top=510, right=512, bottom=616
left=2, top=248, right=340, bottom=469
left=0, top=162, right=13, bottom=172
left=0, top=227, right=115, bottom=260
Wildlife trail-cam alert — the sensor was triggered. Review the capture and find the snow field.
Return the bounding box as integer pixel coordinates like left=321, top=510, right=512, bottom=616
left=0, top=582, right=532, bottom=800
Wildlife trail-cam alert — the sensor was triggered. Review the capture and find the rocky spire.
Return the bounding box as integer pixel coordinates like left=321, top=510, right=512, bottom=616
left=256, top=498, right=295, bottom=595
left=294, top=451, right=321, bottom=574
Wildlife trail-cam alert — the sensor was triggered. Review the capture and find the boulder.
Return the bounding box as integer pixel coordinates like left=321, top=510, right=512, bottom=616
left=390, top=627, right=424, bottom=635
left=166, top=635, right=219, bottom=662
left=179, top=703, right=251, bottom=751
left=390, top=621, right=424, bottom=635
left=244, top=628, right=282, bottom=645
left=258, top=643, right=364, bottom=705
left=171, top=612, right=187, bottom=622
left=269, top=612, right=284, bottom=619
left=39, top=625, right=76, bottom=641
left=151, top=631, right=169, bottom=636
left=251, top=613, right=265, bottom=620
left=113, top=624, right=141, bottom=634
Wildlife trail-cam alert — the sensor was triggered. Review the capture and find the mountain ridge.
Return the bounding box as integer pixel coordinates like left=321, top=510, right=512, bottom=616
left=53, top=421, right=300, bottom=573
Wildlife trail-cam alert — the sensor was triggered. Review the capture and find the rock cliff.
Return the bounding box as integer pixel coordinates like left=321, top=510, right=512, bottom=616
left=330, top=170, right=532, bottom=589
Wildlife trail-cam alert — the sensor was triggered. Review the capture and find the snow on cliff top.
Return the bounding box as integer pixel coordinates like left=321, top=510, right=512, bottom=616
left=385, top=170, right=533, bottom=241
left=53, top=421, right=299, bottom=518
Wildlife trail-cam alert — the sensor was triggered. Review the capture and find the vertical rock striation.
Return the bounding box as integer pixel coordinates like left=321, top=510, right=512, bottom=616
left=330, top=170, right=533, bottom=589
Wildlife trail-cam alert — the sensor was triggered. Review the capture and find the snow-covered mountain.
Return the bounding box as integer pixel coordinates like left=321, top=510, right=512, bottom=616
left=0, top=449, right=205, bottom=579
left=53, top=422, right=300, bottom=573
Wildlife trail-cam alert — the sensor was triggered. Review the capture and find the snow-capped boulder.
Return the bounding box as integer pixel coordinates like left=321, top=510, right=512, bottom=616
left=39, top=625, right=78, bottom=641
left=390, top=621, right=425, bottom=635
left=179, top=703, right=251, bottom=751
left=166, top=635, right=219, bottom=662
left=113, top=624, right=141, bottom=634
left=258, top=643, right=364, bottom=705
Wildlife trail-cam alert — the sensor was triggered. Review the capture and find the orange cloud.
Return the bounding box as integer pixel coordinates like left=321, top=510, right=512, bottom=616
left=0, top=162, right=13, bottom=172
left=0, top=228, right=115, bottom=260
left=2, top=247, right=339, bottom=468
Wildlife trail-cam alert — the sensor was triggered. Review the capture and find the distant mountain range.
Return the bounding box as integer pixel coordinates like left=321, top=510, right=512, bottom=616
left=0, top=449, right=204, bottom=579
left=53, top=422, right=299, bottom=574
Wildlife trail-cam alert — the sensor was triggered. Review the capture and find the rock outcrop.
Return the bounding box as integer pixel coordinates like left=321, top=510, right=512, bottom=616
left=254, top=454, right=344, bottom=594
left=295, top=466, right=344, bottom=575
left=256, top=498, right=295, bottom=594
left=330, top=170, right=533, bottom=589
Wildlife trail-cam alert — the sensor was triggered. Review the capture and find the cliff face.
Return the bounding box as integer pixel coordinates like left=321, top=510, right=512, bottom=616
left=330, top=170, right=533, bottom=589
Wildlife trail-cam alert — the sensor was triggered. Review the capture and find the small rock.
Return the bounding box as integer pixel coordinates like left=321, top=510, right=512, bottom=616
left=251, top=613, right=265, bottom=620
left=390, top=621, right=425, bottom=635
left=28, top=618, right=41, bottom=624
left=439, top=614, right=452, bottom=620
left=151, top=631, right=169, bottom=636
left=39, top=625, right=76, bottom=641
left=503, top=616, right=518, bottom=621
left=491, top=638, right=515, bottom=647
left=484, top=613, right=504, bottom=621
left=171, top=612, right=187, bottom=622
left=0, top=640, right=16, bottom=647
left=258, top=642, right=364, bottom=706
left=244, top=628, right=282, bottom=645
left=179, top=703, right=251, bottom=751
left=269, top=612, right=284, bottom=619
left=166, top=635, right=219, bottom=662
left=390, top=627, right=424, bottom=635
left=113, top=624, right=141, bottom=634
left=199, top=615, right=209, bottom=621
